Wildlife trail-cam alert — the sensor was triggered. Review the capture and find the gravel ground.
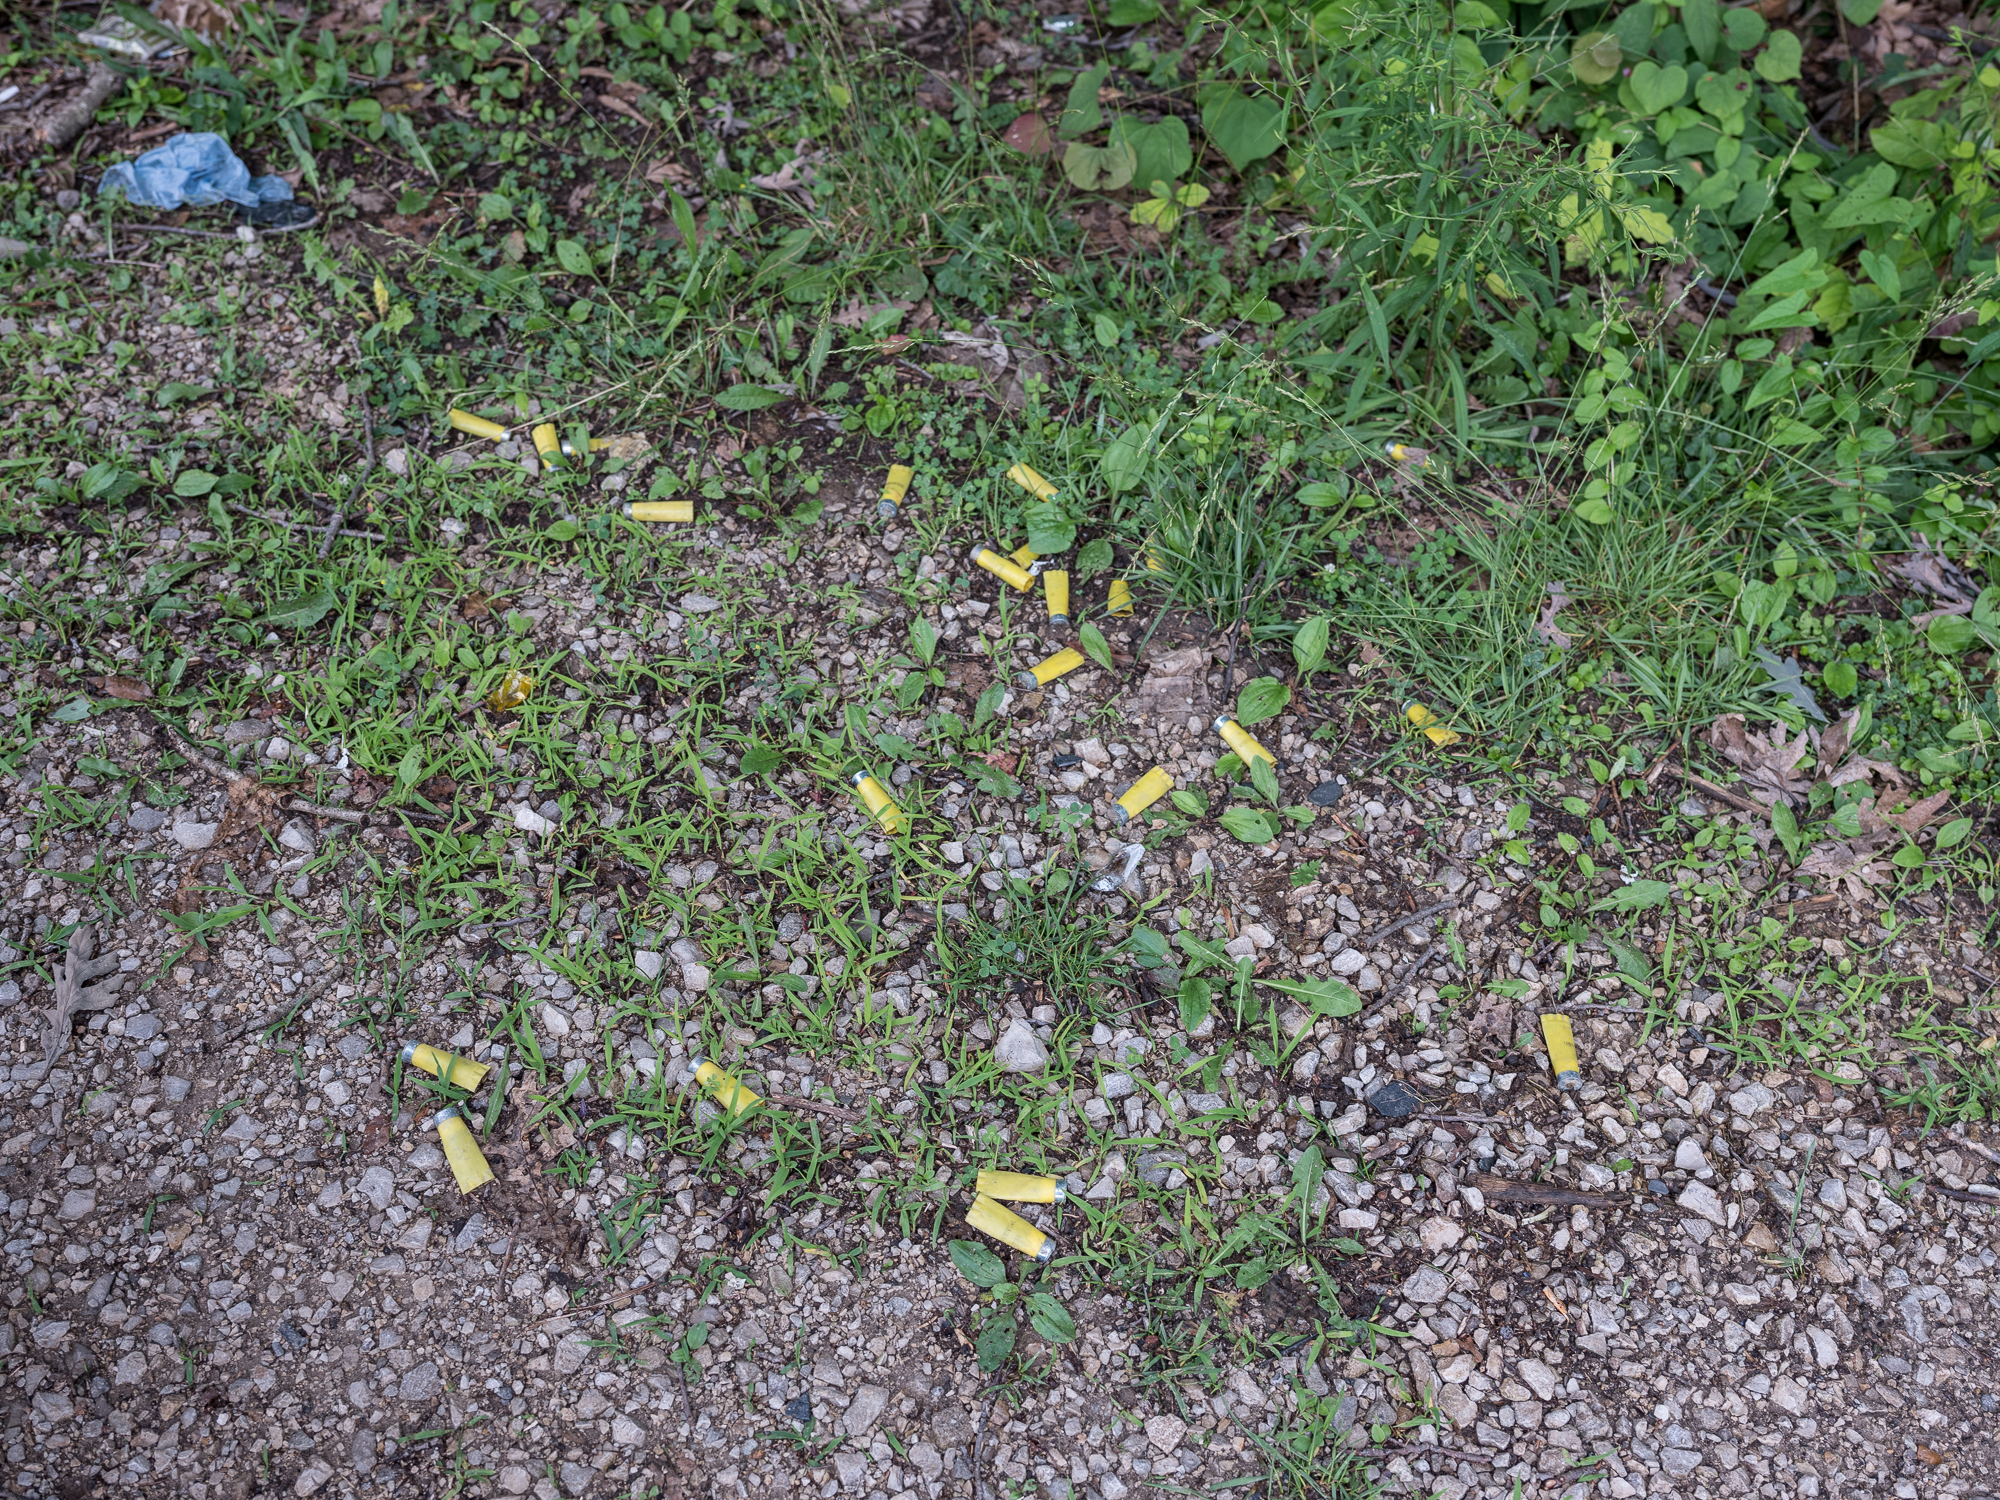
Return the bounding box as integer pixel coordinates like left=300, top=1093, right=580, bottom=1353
left=0, top=230, right=1996, bottom=1500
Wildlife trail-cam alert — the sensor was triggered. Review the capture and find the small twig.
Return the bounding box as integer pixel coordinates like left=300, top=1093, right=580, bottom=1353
left=320, top=401, right=378, bottom=559
left=1365, top=898, right=1458, bottom=947
left=762, top=1090, right=866, bottom=1124
left=1662, top=762, right=1767, bottom=816
left=116, top=222, right=242, bottom=240
left=1924, top=1183, right=2000, bottom=1206
left=226, top=503, right=385, bottom=542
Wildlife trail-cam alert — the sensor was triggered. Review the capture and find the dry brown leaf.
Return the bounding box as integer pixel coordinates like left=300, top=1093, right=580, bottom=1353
left=1533, top=580, right=1573, bottom=650
left=831, top=298, right=913, bottom=329
left=1882, top=535, right=1978, bottom=606
left=1865, top=789, right=1951, bottom=838
left=1002, top=111, right=1057, bottom=156
left=93, top=674, right=152, bottom=701
left=154, top=0, right=235, bottom=35
left=1706, top=714, right=1812, bottom=807
left=1129, top=646, right=1208, bottom=722
left=645, top=159, right=694, bottom=188
left=28, top=926, right=124, bottom=1081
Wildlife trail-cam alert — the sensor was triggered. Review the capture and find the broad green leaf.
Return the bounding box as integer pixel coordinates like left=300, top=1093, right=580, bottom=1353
left=1570, top=30, right=1622, bottom=85
left=740, top=746, right=784, bottom=775
left=1075, top=537, right=1114, bottom=582
left=478, top=192, right=513, bottom=221
left=554, top=238, right=596, bottom=278
left=262, top=584, right=338, bottom=630
left=1575, top=497, right=1614, bottom=525
left=1179, top=975, right=1212, bottom=1032
left=1125, top=927, right=1169, bottom=967
left=1024, top=506, right=1076, bottom=555
left=1219, top=806, right=1276, bottom=844
left=1935, top=817, right=1974, bottom=851
left=1061, top=140, right=1137, bottom=191
left=948, top=1239, right=1008, bottom=1287
left=1092, top=312, right=1120, bottom=348
left=1928, top=615, right=1977, bottom=654
left=716, top=384, right=787, bottom=411
left=1171, top=787, right=1209, bottom=817
left=1108, top=115, right=1192, bottom=197
left=1249, top=755, right=1281, bottom=808
left=50, top=698, right=93, bottom=723
left=1684, top=0, right=1721, bottom=60
left=173, top=469, right=218, bottom=498
left=1236, top=677, right=1290, bottom=726
left=1297, top=481, right=1349, bottom=507
left=1628, top=61, right=1688, bottom=115
left=1234, top=1258, right=1274, bottom=1290
left=1257, top=976, right=1362, bottom=1017
left=1506, top=800, right=1531, bottom=832
left=1058, top=62, right=1110, bottom=140
left=1753, top=28, right=1800, bottom=81
left=975, top=1317, right=1016, bottom=1371
left=82, top=463, right=142, bottom=501
left=157, top=381, right=214, bottom=407
left=1822, top=660, right=1858, bottom=697
left=1026, top=1293, right=1077, bottom=1344
left=1591, top=879, right=1674, bottom=913
left=668, top=189, right=698, bottom=254
left=546, top=519, right=581, bottom=542
left=910, top=618, right=939, bottom=665
left=1292, top=616, right=1330, bottom=678
left=965, top=760, right=1021, bottom=798
left=1078, top=619, right=1115, bottom=672
left=396, top=745, right=424, bottom=786
left=1838, top=0, right=1883, bottom=18
left=1100, top=428, right=1150, bottom=493
left=1200, top=86, right=1284, bottom=170
left=1724, top=7, right=1769, bottom=50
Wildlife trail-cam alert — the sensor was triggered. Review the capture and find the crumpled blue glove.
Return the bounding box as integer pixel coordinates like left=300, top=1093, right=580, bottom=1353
left=97, top=132, right=294, bottom=210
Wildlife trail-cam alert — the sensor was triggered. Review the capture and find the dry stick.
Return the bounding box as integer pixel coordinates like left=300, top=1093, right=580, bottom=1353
left=38, top=62, right=121, bottom=149
left=160, top=715, right=445, bottom=826
left=321, top=401, right=377, bottom=559
left=226, top=503, right=385, bottom=542
left=118, top=223, right=244, bottom=241
left=1365, top=898, right=1459, bottom=947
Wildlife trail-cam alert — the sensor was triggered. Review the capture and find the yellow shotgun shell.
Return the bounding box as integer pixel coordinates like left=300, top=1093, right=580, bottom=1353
left=530, top=423, right=562, bottom=463
left=431, top=1107, right=496, bottom=1195
left=1540, top=1013, right=1582, bottom=1091
left=1144, top=545, right=1166, bottom=574
left=1018, top=647, right=1086, bottom=689
left=969, top=545, right=1036, bottom=591
left=1010, top=544, right=1041, bottom=570
left=690, top=1056, right=763, bottom=1117
left=1006, top=463, right=1058, bottom=502
left=623, top=500, right=695, bottom=523
left=1044, top=570, right=1070, bottom=626
left=878, top=463, right=914, bottom=519
left=400, top=1042, right=491, bottom=1092
left=447, top=408, right=508, bottom=441
left=1405, top=701, right=1461, bottom=747
left=852, top=771, right=907, bottom=835
left=1107, top=579, right=1134, bottom=616
left=486, top=669, right=534, bottom=712
left=976, top=1170, right=1065, bottom=1204
left=1214, top=714, right=1277, bottom=769
left=966, top=1194, right=1053, bottom=1261
left=1112, top=766, right=1173, bottom=823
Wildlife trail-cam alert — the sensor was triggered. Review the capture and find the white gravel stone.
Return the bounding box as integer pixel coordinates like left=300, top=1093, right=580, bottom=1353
left=992, top=1017, right=1049, bottom=1073
left=1677, top=1180, right=1726, bottom=1226
left=1145, top=1414, right=1187, bottom=1452
left=357, top=1166, right=396, bottom=1211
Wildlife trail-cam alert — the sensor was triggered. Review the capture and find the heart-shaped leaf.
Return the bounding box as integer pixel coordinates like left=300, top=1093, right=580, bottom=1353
left=1753, top=28, right=1801, bottom=81
left=1057, top=62, right=1110, bottom=140
left=1061, top=140, right=1137, bottom=191
left=1570, top=30, right=1622, bottom=85
left=1200, top=86, right=1284, bottom=170
left=1108, top=115, right=1192, bottom=194
left=1724, top=6, right=1769, bottom=50
left=1629, top=60, right=1688, bottom=115
left=1100, top=428, right=1151, bottom=493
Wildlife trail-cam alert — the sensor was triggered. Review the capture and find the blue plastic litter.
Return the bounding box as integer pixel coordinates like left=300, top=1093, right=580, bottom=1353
left=97, top=132, right=294, bottom=210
